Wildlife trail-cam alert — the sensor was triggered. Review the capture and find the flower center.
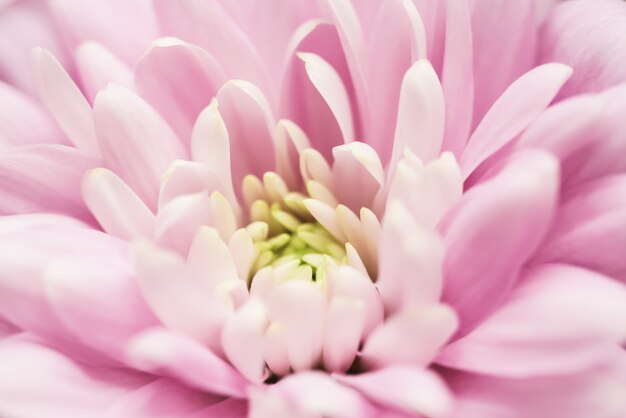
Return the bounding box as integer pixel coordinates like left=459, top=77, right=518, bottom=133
left=242, top=172, right=346, bottom=282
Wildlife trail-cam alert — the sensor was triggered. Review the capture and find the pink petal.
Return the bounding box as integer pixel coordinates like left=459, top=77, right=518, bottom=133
left=440, top=0, right=473, bottom=157
left=132, top=240, right=230, bottom=344
left=0, top=334, right=152, bottom=418
left=32, top=48, right=99, bottom=154
left=0, top=214, right=136, bottom=363
left=135, top=38, right=226, bottom=145
left=281, top=22, right=354, bottom=160
left=537, top=175, right=626, bottom=281
left=104, top=378, right=225, bottom=418
left=439, top=264, right=626, bottom=377
left=44, top=253, right=159, bottom=363
left=460, top=63, right=572, bottom=179
left=49, top=0, right=158, bottom=64
left=323, top=296, right=366, bottom=373
left=0, top=144, right=99, bottom=223
left=127, top=328, right=247, bottom=397
left=377, top=203, right=445, bottom=313
left=447, top=353, right=626, bottom=418
left=391, top=60, right=445, bottom=169
left=469, top=0, right=537, bottom=126
left=365, top=0, right=426, bottom=161
left=539, top=0, right=626, bottom=99
left=361, top=303, right=458, bottom=368
left=93, top=84, right=187, bottom=210
left=216, top=81, right=275, bottom=194
left=153, top=0, right=268, bottom=97
left=0, top=0, right=69, bottom=95
left=75, top=42, right=133, bottom=103
left=249, top=371, right=376, bottom=418
left=0, top=80, right=65, bottom=151
left=154, top=193, right=212, bottom=255
left=332, top=142, right=383, bottom=212
left=334, top=366, right=453, bottom=418
left=275, top=119, right=310, bottom=190
left=82, top=168, right=155, bottom=241
left=442, top=150, right=559, bottom=335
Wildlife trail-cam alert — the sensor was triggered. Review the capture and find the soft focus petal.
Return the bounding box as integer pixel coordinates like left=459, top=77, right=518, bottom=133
left=539, top=0, right=626, bottom=99
left=75, top=42, right=133, bottom=103
left=0, top=334, right=152, bottom=418
left=438, top=264, right=626, bottom=377
left=442, top=150, right=559, bottom=335
left=0, top=145, right=99, bottom=223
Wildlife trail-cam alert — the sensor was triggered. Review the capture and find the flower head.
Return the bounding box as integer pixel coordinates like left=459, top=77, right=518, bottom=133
left=1, top=1, right=626, bottom=417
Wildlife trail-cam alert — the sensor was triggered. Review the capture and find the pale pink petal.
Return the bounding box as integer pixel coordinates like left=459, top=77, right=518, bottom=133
left=0, top=80, right=65, bottom=151
left=515, top=94, right=605, bottom=162
left=32, top=48, right=99, bottom=154
left=127, top=328, right=247, bottom=398
left=442, top=150, right=559, bottom=336
left=221, top=298, right=268, bottom=382
left=0, top=214, right=134, bottom=363
left=153, top=0, right=268, bottom=97
left=469, top=0, right=537, bottom=126
left=0, top=144, right=99, bottom=223
left=49, top=0, right=158, bottom=64
left=249, top=371, right=376, bottom=418
left=391, top=59, right=445, bottom=170
left=377, top=203, right=445, bottom=313
left=44, top=255, right=159, bottom=363
left=332, top=142, right=383, bottom=212
left=93, top=84, right=187, bottom=210
left=366, top=0, right=427, bottom=161
left=187, top=225, right=240, bottom=287
left=191, top=399, right=248, bottom=418
left=82, top=168, right=155, bottom=241
left=132, top=240, right=230, bottom=344
left=75, top=42, right=133, bottom=103
left=299, top=52, right=355, bottom=143
left=0, top=334, right=152, bottom=418
left=361, top=304, right=458, bottom=368
left=267, top=280, right=326, bottom=372
left=275, top=119, right=310, bottom=190
left=448, top=353, right=626, bottom=418
left=135, top=38, right=226, bottom=145
left=323, top=296, right=366, bottom=373
left=460, top=63, right=572, bottom=178
left=281, top=22, right=354, bottom=159
left=537, top=175, right=626, bottom=280
left=0, top=0, right=69, bottom=95
left=216, top=81, right=275, bottom=193
left=441, top=0, right=473, bottom=156
left=334, top=366, right=453, bottom=418
left=439, top=264, right=626, bottom=377
left=539, top=0, right=626, bottom=99
left=155, top=193, right=212, bottom=255
left=104, top=378, right=224, bottom=418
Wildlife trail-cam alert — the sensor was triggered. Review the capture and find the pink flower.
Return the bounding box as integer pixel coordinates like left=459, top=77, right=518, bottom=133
left=1, top=0, right=626, bottom=417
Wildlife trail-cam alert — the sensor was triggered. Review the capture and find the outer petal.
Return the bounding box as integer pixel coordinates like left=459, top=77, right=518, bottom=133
left=469, top=0, right=537, bottom=126
left=0, top=214, right=153, bottom=363
left=539, top=0, right=626, bottom=99
left=448, top=353, right=626, bottom=418
left=334, top=367, right=453, bottom=418
left=93, top=84, right=187, bottom=210
left=135, top=38, right=226, bottom=145
left=75, top=42, right=133, bottom=103
left=127, top=328, right=247, bottom=398
left=460, top=63, right=572, bottom=179
left=537, top=175, right=626, bottom=280
left=32, top=48, right=99, bottom=154
left=0, top=335, right=152, bottom=418
left=49, top=0, right=158, bottom=64
left=0, top=145, right=99, bottom=223
left=0, top=81, right=64, bottom=151
left=438, top=264, right=626, bottom=377
left=442, top=150, right=559, bottom=335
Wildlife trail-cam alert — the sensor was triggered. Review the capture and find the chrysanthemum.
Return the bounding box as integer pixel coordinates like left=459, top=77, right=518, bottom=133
left=1, top=0, right=626, bottom=417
